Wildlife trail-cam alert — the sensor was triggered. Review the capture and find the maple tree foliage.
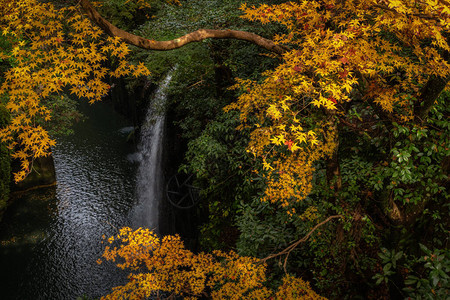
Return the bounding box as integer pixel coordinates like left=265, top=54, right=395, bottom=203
left=0, top=0, right=150, bottom=182
left=98, top=227, right=325, bottom=299
left=1, top=0, right=449, bottom=298
left=225, top=0, right=450, bottom=209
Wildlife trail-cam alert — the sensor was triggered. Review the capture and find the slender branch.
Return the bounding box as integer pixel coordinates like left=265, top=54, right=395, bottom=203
left=186, top=80, right=205, bottom=89
left=260, top=215, right=343, bottom=272
left=77, top=0, right=287, bottom=55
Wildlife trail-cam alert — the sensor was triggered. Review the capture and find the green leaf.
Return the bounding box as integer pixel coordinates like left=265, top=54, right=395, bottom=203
left=394, top=251, right=403, bottom=261
left=432, top=276, right=439, bottom=287
left=404, top=278, right=417, bottom=285
left=419, top=243, right=430, bottom=254
left=383, top=263, right=392, bottom=273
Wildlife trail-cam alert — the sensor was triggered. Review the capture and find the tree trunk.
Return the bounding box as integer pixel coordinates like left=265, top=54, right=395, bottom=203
left=326, top=117, right=342, bottom=192
left=414, top=49, right=449, bottom=121
left=414, top=75, right=449, bottom=120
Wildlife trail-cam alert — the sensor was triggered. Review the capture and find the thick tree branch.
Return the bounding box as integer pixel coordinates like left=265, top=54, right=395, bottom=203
left=414, top=75, right=450, bottom=121
left=326, top=114, right=342, bottom=192
left=414, top=47, right=449, bottom=120
left=78, top=0, right=287, bottom=55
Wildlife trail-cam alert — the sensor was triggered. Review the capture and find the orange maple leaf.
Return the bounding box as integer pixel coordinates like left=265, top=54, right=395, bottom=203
left=285, top=139, right=294, bottom=150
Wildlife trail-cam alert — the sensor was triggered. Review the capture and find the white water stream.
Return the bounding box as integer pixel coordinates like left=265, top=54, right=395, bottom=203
left=131, top=70, right=174, bottom=231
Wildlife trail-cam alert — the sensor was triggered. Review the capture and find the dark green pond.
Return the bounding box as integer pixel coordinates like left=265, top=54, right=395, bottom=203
left=0, top=101, right=138, bottom=299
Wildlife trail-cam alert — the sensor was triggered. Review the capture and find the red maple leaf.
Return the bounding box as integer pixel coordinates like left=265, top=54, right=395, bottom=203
left=285, top=139, right=294, bottom=150
left=347, top=48, right=356, bottom=56
left=328, top=97, right=337, bottom=104
left=339, top=69, right=348, bottom=79
left=339, top=57, right=349, bottom=64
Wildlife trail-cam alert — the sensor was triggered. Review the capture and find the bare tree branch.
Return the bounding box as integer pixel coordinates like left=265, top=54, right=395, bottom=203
left=260, top=215, right=343, bottom=272
left=78, top=0, right=287, bottom=55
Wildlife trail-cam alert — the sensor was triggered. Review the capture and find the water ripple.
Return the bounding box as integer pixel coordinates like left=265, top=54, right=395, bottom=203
left=0, top=102, right=137, bottom=300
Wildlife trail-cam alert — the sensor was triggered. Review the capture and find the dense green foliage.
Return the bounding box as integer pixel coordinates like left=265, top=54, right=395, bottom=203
left=42, top=94, right=84, bottom=137
left=2, top=0, right=448, bottom=298
left=133, top=1, right=450, bottom=298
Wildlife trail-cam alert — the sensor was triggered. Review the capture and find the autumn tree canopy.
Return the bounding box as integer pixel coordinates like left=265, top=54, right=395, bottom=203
left=1, top=0, right=448, bottom=183
left=1, top=0, right=449, bottom=299
left=0, top=0, right=151, bottom=181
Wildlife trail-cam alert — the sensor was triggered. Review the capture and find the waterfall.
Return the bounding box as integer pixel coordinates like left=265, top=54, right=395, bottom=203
left=132, top=70, right=174, bottom=231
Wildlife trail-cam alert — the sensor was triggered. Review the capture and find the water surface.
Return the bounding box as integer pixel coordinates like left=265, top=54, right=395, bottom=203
left=0, top=101, right=138, bottom=299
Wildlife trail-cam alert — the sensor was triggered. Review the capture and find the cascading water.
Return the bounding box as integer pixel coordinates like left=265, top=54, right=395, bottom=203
left=132, top=70, right=175, bottom=231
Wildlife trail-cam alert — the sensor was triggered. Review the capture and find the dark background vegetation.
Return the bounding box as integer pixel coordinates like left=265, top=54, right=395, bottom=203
left=0, top=0, right=448, bottom=299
